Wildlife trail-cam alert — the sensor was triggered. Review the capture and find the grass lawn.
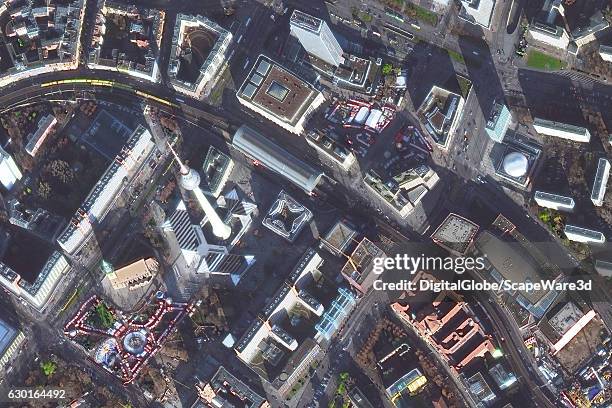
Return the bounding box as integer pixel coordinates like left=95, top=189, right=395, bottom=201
left=359, top=11, right=373, bottom=22
left=526, top=50, right=566, bottom=70
left=405, top=3, right=438, bottom=26
left=447, top=49, right=465, bottom=65
left=457, top=75, right=472, bottom=98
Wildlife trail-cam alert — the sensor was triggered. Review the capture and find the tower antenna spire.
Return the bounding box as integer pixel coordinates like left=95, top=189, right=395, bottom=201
left=168, top=140, right=232, bottom=240
left=167, top=141, right=189, bottom=175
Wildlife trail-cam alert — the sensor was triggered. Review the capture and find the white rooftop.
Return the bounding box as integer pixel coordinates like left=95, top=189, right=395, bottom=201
left=502, top=152, right=528, bottom=178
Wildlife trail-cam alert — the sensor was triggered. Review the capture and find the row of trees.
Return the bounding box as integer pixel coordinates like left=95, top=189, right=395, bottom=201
left=355, top=318, right=405, bottom=368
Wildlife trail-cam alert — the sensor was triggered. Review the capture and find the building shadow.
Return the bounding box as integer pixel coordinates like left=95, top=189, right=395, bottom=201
left=127, top=0, right=226, bottom=15
left=404, top=42, right=460, bottom=110
left=507, top=0, right=527, bottom=35
left=457, top=29, right=505, bottom=122
left=516, top=69, right=587, bottom=126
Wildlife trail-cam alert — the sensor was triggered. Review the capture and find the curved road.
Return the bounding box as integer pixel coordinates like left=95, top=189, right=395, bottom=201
left=0, top=25, right=583, bottom=408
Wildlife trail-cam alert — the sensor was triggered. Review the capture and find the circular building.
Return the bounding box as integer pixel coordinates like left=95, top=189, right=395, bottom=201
left=502, top=152, right=528, bottom=178
left=95, top=338, right=119, bottom=367
left=123, top=330, right=148, bottom=355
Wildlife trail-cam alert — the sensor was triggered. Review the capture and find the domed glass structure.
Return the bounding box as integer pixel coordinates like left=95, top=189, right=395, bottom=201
left=502, top=152, right=528, bottom=178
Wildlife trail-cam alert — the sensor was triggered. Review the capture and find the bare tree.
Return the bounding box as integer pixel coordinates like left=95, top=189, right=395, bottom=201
left=38, top=181, right=52, bottom=199
left=47, top=160, right=74, bottom=183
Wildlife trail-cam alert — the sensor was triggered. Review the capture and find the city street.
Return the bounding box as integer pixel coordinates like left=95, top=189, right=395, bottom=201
left=0, top=0, right=610, bottom=407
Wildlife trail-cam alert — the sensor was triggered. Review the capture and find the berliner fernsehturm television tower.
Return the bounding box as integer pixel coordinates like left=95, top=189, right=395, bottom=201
left=168, top=142, right=232, bottom=240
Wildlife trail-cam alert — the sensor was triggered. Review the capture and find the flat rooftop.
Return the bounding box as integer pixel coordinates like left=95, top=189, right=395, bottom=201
left=533, top=118, right=589, bottom=135
left=290, top=9, right=323, bottom=33
left=460, top=0, right=496, bottom=28
left=534, top=191, right=574, bottom=206
left=486, top=102, right=508, bottom=130
left=322, top=220, right=357, bottom=256
left=554, top=313, right=604, bottom=373
left=564, top=225, right=604, bottom=240
left=340, top=237, right=384, bottom=285
left=176, top=25, right=218, bottom=83
left=418, top=86, right=463, bottom=147
left=262, top=190, right=313, bottom=242
left=206, top=366, right=266, bottom=408
left=0, top=317, right=18, bottom=356
left=548, top=302, right=584, bottom=336
left=476, top=231, right=548, bottom=305
left=591, top=158, right=609, bottom=203
left=202, top=145, right=232, bottom=194
left=1, top=225, right=54, bottom=284
left=431, top=213, right=479, bottom=254
left=239, top=55, right=318, bottom=124
left=377, top=346, right=423, bottom=396
left=595, top=259, right=612, bottom=277
left=563, top=0, right=608, bottom=37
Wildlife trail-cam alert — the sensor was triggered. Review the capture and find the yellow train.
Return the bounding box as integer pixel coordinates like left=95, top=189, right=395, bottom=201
left=40, top=79, right=178, bottom=108
left=134, top=90, right=177, bottom=107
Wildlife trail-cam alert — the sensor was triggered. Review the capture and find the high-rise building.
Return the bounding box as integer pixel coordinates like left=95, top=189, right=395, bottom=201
left=459, top=0, right=496, bottom=28
left=236, top=56, right=325, bottom=135
left=57, top=125, right=157, bottom=254
left=533, top=118, right=591, bottom=143
left=591, top=158, right=610, bottom=207
left=162, top=144, right=257, bottom=290
left=563, top=225, right=605, bottom=244
left=0, top=146, right=21, bottom=191
left=290, top=10, right=344, bottom=67
left=0, top=317, right=25, bottom=371
left=600, top=45, right=612, bottom=63
left=163, top=200, right=255, bottom=287
left=167, top=14, right=232, bottom=98
left=485, top=102, right=512, bottom=143
left=534, top=191, right=575, bottom=211
left=168, top=142, right=231, bottom=240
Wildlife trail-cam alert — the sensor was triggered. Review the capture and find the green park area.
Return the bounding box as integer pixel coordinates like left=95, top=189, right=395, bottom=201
left=447, top=49, right=465, bottom=65
left=405, top=3, right=438, bottom=26
left=538, top=208, right=565, bottom=238
left=526, top=50, right=566, bottom=71
left=381, top=0, right=438, bottom=26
